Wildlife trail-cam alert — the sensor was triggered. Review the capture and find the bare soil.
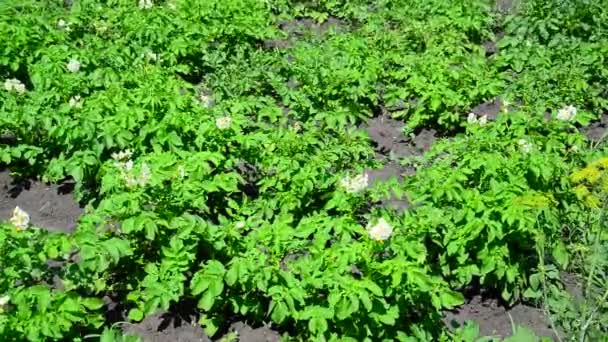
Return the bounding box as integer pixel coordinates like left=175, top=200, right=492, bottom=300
left=0, top=169, right=81, bottom=233
left=581, top=113, right=608, bottom=142
left=443, top=295, right=558, bottom=339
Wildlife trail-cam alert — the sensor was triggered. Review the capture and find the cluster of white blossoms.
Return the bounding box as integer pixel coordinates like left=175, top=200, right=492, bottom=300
left=366, top=217, right=393, bottom=241
left=3, top=78, right=26, bottom=94
left=467, top=113, right=488, bottom=126
left=518, top=139, right=533, bottom=154
left=69, top=95, right=83, bottom=108
left=9, top=206, right=30, bottom=231
left=177, top=165, right=186, bottom=179
left=145, top=51, right=159, bottom=62
left=57, top=19, right=73, bottom=32
left=112, top=150, right=151, bottom=188
left=340, top=173, right=369, bottom=194
left=0, top=295, right=9, bottom=312
left=556, top=105, right=577, bottom=121
left=216, top=116, right=232, bottom=130
left=67, top=58, right=81, bottom=73
left=198, top=92, right=214, bottom=108
left=139, top=0, right=153, bottom=9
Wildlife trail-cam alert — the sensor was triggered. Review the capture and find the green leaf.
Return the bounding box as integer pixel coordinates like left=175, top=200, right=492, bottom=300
left=128, top=308, right=144, bottom=321
left=504, top=325, right=539, bottom=342
left=198, top=290, right=216, bottom=311
left=439, top=290, right=464, bottom=309
left=552, top=242, right=569, bottom=269
left=82, top=297, right=105, bottom=310
left=308, top=317, right=328, bottom=335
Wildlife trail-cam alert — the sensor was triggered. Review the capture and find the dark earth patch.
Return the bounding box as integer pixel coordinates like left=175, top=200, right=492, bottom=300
left=471, top=97, right=504, bottom=121
left=581, top=113, right=608, bottom=143
left=443, top=295, right=559, bottom=339
left=0, top=169, right=82, bottom=233
left=124, top=315, right=281, bottom=342
left=227, top=321, right=281, bottom=342
left=124, top=312, right=211, bottom=342
left=362, top=114, right=437, bottom=159
left=361, top=114, right=439, bottom=212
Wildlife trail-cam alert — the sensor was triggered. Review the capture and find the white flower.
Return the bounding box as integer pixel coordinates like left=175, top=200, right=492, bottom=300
left=556, top=105, right=577, bottom=121
left=291, top=122, right=302, bottom=133
left=0, top=295, right=9, bottom=307
left=518, top=139, right=533, bottom=154
left=502, top=99, right=511, bottom=113
left=340, top=173, right=369, bottom=194
left=112, top=149, right=133, bottom=161
left=9, top=206, right=30, bottom=230
left=4, top=78, right=26, bottom=94
left=146, top=51, right=158, bottom=62
left=467, top=113, right=488, bottom=126
left=94, top=22, right=108, bottom=34
left=199, top=93, right=213, bottom=108
left=124, top=174, right=138, bottom=188
left=124, top=160, right=134, bottom=171
left=366, top=218, right=393, bottom=242
left=467, top=113, right=478, bottom=124
left=69, top=95, right=82, bottom=108
left=478, top=115, right=488, bottom=126
left=235, top=221, right=245, bottom=229
left=216, top=116, right=232, bottom=130
left=138, top=0, right=153, bottom=9
left=178, top=165, right=186, bottom=178
left=138, top=163, right=151, bottom=186
left=67, top=58, right=81, bottom=73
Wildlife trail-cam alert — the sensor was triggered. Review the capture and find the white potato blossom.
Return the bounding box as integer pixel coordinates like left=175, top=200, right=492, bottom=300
left=366, top=217, right=393, bottom=241
left=67, top=58, right=81, bottom=73
left=556, top=105, right=577, bottom=121
left=340, top=173, right=369, bottom=194
left=146, top=51, right=158, bottom=62
left=518, top=139, right=533, bottom=154
left=69, top=95, right=83, bottom=108
left=57, top=19, right=72, bottom=31
left=138, top=163, right=151, bottom=186
left=177, top=165, right=186, bottom=178
left=467, top=113, right=487, bottom=126
left=124, top=160, right=134, bottom=171
left=138, top=0, right=153, bottom=9
left=198, top=93, right=213, bottom=108
left=467, top=112, right=477, bottom=124
left=9, top=206, right=30, bottom=230
left=114, top=157, right=151, bottom=188
left=235, top=221, right=245, bottom=229
left=0, top=295, right=9, bottom=308
left=4, top=78, right=26, bottom=94
left=216, top=116, right=232, bottom=130
left=111, top=149, right=133, bottom=161
left=478, top=115, right=488, bottom=126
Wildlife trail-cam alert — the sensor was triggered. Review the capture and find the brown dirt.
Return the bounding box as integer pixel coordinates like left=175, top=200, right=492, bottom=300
left=471, top=97, right=504, bottom=121
left=0, top=169, right=82, bottom=232
left=124, top=315, right=281, bottom=342
left=362, top=114, right=437, bottom=159
left=361, top=114, right=438, bottom=212
left=581, top=113, right=608, bottom=143
left=443, top=295, right=559, bottom=339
